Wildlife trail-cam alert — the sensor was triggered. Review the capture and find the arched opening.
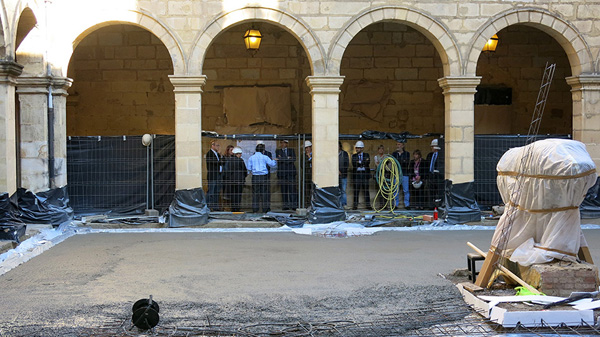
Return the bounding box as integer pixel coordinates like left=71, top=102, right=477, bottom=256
left=15, top=8, right=36, bottom=51
left=340, top=21, right=445, bottom=209
left=200, top=22, right=312, bottom=211
left=65, top=24, right=176, bottom=214
left=475, top=25, right=572, bottom=135
left=474, top=25, right=573, bottom=208
left=67, top=24, right=174, bottom=136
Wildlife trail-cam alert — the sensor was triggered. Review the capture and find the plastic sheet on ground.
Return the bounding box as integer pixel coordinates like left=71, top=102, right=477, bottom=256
left=581, top=177, right=600, bottom=219
left=0, top=192, right=20, bottom=224
left=491, top=139, right=597, bottom=266
left=441, top=180, right=481, bottom=225
left=14, top=186, right=73, bottom=226
left=167, top=188, right=210, bottom=227
left=308, top=186, right=346, bottom=224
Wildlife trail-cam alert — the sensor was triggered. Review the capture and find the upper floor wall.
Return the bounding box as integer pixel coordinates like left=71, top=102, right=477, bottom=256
left=1, top=0, right=599, bottom=79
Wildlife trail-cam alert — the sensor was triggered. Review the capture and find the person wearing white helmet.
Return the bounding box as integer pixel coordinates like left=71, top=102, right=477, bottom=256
left=426, top=138, right=443, bottom=209
left=223, top=147, right=247, bottom=212
left=351, top=140, right=370, bottom=210
left=303, top=140, right=313, bottom=204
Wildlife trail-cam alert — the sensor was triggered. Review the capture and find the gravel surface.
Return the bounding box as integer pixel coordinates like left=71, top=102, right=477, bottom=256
left=0, top=229, right=598, bottom=336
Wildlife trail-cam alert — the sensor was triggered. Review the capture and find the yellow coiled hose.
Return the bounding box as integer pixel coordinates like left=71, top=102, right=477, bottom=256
left=372, top=156, right=402, bottom=212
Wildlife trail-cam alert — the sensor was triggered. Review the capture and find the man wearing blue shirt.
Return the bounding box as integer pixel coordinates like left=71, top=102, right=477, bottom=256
left=248, top=143, right=277, bottom=213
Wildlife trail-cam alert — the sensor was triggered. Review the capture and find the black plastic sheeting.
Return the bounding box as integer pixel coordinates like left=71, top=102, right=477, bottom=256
left=0, top=224, right=26, bottom=242
left=581, top=177, right=600, bottom=219
left=440, top=180, right=481, bottom=225
left=0, top=192, right=19, bottom=224
left=168, top=188, right=210, bottom=227
left=14, top=186, right=73, bottom=226
left=358, top=131, right=412, bottom=143
left=308, top=186, right=346, bottom=224
left=67, top=135, right=175, bottom=215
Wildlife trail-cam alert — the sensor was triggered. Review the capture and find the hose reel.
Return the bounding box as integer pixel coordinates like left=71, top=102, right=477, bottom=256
left=131, top=295, right=160, bottom=330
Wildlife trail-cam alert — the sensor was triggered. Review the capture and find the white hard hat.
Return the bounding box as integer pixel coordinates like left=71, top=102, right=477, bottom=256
left=232, top=147, right=242, bottom=154
left=431, top=139, right=441, bottom=150
left=355, top=140, right=364, bottom=148
left=412, top=180, right=423, bottom=189
left=304, top=140, right=312, bottom=147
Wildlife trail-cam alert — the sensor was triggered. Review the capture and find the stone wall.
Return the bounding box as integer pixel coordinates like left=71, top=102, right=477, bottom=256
left=475, top=25, right=572, bottom=135
left=66, top=25, right=174, bottom=136
left=202, top=24, right=312, bottom=135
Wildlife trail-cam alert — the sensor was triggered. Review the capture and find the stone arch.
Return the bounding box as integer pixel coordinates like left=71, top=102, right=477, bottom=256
left=65, top=9, right=185, bottom=75
left=9, top=2, right=44, bottom=59
left=189, top=6, right=325, bottom=76
left=466, top=8, right=593, bottom=76
left=328, top=6, right=461, bottom=77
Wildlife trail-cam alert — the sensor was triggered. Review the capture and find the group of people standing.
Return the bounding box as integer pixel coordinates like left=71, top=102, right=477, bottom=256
left=338, top=139, right=443, bottom=210
left=206, top=138, right=443, bottom=213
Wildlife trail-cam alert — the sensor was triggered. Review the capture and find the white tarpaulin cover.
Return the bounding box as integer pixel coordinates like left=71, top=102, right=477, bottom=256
left=491, top=139, right=597, bottom=266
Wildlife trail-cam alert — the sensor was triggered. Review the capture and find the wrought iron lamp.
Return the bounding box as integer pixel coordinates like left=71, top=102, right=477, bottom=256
left=243, top=26, right=262, bottom=56
left=482, top=34, right=499, bottom=53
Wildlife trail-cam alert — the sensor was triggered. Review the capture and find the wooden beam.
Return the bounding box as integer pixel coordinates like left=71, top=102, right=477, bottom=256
left=467, top=242, right=541, bottom=295
left=578, top=246, right=594, bottom=264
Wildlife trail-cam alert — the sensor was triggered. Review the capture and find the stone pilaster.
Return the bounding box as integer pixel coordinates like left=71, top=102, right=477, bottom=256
left=438, top=76, right=481, bottom=184
left=566, top=75, right=600, bottom=169
left=50, top=77, right=73, bottom=188
left=16, top=76, right=51, bottom=193
left=305, top=76, right=345, bottom=188
left=0, top=61, right=24, bottom=195
left=169, top=75, right=206, bottom=190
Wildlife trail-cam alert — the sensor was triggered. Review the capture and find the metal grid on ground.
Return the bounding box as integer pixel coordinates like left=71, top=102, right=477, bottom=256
left=63, top=301, right=600, bottom=337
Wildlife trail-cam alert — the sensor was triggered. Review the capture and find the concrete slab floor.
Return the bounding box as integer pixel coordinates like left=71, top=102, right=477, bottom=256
left=0, top=229, right=599, bottom=336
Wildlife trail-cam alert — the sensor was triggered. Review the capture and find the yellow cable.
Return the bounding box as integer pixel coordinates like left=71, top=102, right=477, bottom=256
left=372, top=156, right=402, bottom=213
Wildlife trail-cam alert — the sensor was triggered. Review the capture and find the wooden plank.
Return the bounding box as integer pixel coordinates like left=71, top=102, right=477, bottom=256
left=458, top=281, right=484, bottom=293
left=578, top=246, right=594, bottom=264
left=467, top=242, right=541, bottom=295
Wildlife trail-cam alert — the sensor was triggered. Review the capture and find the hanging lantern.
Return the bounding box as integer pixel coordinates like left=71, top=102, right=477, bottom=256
left=482, top=34, right=499, bottom=53
left=243, top=26, right=262, bottom=56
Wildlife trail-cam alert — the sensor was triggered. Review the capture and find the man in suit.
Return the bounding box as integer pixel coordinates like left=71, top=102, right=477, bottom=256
left=206, top=140, right=223, bottom=210
left=275, top=139, right=297, bottom=210
left=351, top=140, right=370, bottom=210
left=426, top=138, right=443, bottom=209
left=338, top=141, right=350, bottom=208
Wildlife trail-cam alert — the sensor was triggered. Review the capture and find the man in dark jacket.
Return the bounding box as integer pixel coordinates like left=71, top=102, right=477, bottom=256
left=275, top=139, right=297, bottom=210
left=206, top=140, right=223, bottom=210
left=426, top=138, right=443, bottom=208
left=223, top=147, right=247, bottom=212
left=351, top=140, right=370, bottom=210
left=338, top=141, right=350, bottom=207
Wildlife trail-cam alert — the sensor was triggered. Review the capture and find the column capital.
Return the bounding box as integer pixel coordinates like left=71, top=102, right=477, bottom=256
left=305, top=76, right=345, bottom=94
left=566, top=75, right=600, bottom=90
left=16, top=76, right=52, bottom=94
left=169, top=75, right=207, bottom=93
left=51, top=77, right=73, bottom=96
left=0, top=61, right=24, bottom=84
left=438, top=76, right=481, bottom=95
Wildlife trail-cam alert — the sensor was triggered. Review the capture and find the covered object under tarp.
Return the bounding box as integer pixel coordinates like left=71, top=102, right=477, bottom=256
left=491, top=139, right=597, bottom=266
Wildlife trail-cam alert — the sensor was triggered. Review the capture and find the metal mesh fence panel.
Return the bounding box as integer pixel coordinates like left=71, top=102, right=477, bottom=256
left=473, top=134, right=570, bottom=210
left=66, top=135, right=175, bottom=215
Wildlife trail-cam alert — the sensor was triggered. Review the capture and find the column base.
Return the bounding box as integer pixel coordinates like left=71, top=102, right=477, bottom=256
left=308, top=186, right=346, bottom=224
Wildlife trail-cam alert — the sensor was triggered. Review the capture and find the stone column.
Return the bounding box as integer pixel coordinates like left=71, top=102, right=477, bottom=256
left=50, top=77, right=73, bottom=188
left=168, top=75, right=206, bottom=190
left=16, top=77, right=51, bottom=193
left=305, top=76, right=345, bottom=188
left=566, top=75, right=600, bottom=169
left=438, top=76, right=481, bottom=183
left=0, top=61, right=24, bottom=194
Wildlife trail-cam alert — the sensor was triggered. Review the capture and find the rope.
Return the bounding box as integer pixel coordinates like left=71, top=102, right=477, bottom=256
left=372, top=155, right=402, bottom=212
